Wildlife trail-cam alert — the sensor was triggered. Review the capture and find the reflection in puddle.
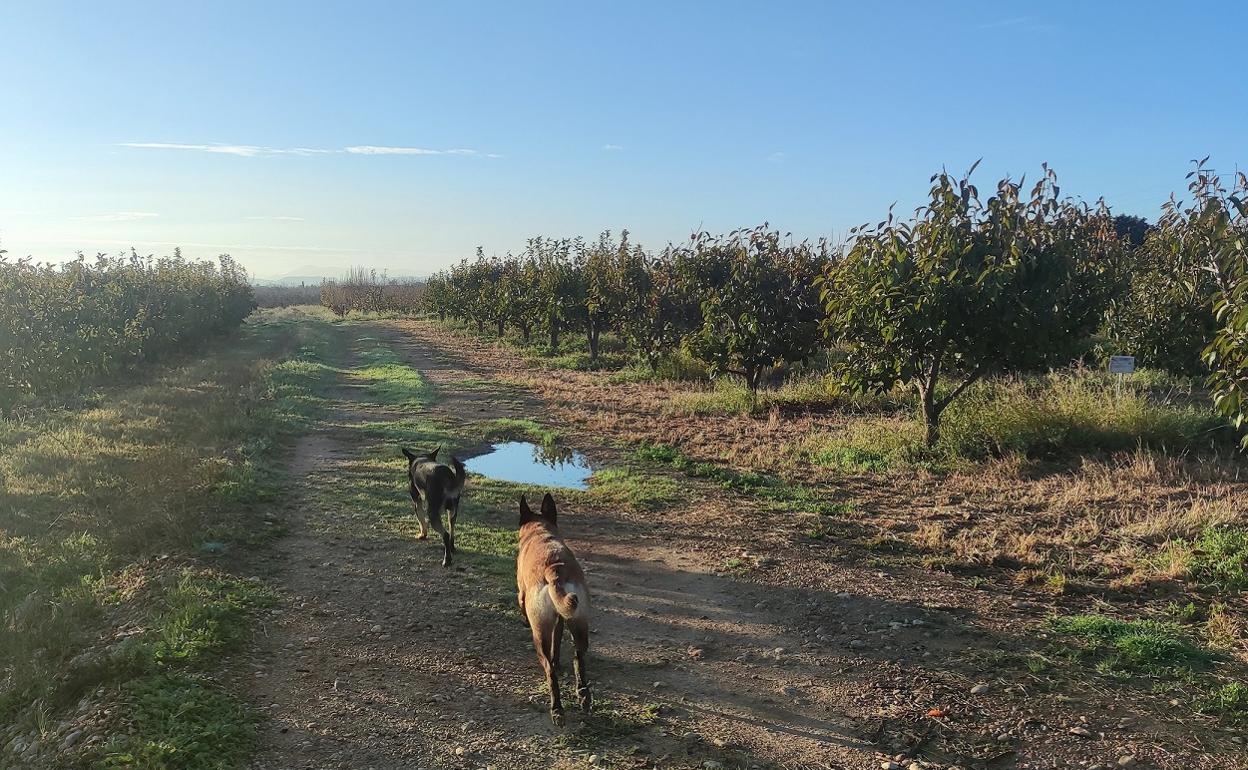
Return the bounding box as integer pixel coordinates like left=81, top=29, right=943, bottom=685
left=464, top=441, right=593, bottom=490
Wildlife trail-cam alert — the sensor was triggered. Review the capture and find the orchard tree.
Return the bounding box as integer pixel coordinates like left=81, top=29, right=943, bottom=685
left=583, top=230, right=632, bottom=361
left=619, top=246, right=688, bottom=371
left=1179, top=163, right=1248, bottom=447
left=1105, top=204, right=1221, bottom=373
left=423, top=271, right=453, bottom=320
left=822, top=164, right=1123, bottom=446
left=530, top=237, right=585, bottom=350
left=684, top=226, right=828, bottom=394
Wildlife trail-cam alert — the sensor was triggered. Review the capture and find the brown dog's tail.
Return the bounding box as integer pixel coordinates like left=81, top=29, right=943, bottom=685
left=545, top=566, right=580, bottom=618
left=450, top=456, right=466, bottom=488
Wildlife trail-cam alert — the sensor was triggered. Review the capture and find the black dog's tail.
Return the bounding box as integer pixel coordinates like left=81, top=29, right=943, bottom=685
left=450, top=456, right=466, bottom=488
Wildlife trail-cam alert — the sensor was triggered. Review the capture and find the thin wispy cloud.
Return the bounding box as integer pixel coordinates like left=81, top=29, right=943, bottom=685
left=119, top=142, right=498, bottom=158
left=80, top=238, right=360, bottom=253
left=344, top=145, right=501, bottom=158
left=602, top=144, right=624, bottom=151
left=246, top=215, right=305, bottom=222
left=71, top=211, right=159, bottom=222
left=767, top=151, right=788, bottom=163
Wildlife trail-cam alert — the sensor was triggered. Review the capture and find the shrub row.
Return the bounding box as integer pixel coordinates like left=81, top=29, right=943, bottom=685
left=0, top=249, right=253, bottom=412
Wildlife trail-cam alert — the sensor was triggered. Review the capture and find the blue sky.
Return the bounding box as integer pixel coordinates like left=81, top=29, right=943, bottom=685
left=1, top=1, right=1244, bottom=279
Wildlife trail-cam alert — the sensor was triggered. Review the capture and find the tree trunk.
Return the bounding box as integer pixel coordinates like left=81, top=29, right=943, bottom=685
left=496, top=320, right=505, bottom=337
left=521, top=324, right=531, bottom=343
left=475, top=319, right=484, bottom=333
left=587, top=322, right=600, bottom=361
left=919, top=380, right=941, bottom=447
left=549, top=323, right=560, bottom=351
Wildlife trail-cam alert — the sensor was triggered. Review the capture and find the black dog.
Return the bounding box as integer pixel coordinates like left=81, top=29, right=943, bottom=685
left=401, top=446, right=466, bottom=567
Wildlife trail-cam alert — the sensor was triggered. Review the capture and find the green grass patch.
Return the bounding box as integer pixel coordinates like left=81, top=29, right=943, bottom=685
left=633, top=442, right=849, bottom=515
left=1198, top=682, right=1248, bottom=719
left=557, top=696, right=661, bottom=750
left=586, top=468, right=682, bottom=511
left=152, top=571, right=276, bottom=667
left=1157, top=526, right=1248, bottom=592
left=350, top=335, right=435, bottom=408
left=607, top=350, right=710, bottom=384
left=1048, top=613, right=1213, bottom=678
left=479, top=417, right=559, bottom=448
left=940, top=371, right=1231, bottom=459
left=96, top=674, right=259, bottom=770
left=666, top=375, right=905, bottom=416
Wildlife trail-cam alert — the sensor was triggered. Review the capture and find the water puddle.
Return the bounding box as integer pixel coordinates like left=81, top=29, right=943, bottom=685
left=464, top=441, right=593, bottom=490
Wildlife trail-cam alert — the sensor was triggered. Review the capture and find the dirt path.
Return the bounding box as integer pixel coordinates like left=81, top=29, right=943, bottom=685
left=243, top=322, right=1243, bottom=770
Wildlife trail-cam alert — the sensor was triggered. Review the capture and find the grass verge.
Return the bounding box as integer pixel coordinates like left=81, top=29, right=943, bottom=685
left=0, top=307, right=339, bottom=768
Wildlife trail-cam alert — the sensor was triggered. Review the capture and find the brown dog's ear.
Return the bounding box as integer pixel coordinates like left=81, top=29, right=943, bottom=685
left=401, top=447, right=417, bottom=461
left=540, top=493, right=557, bottom=524
left=519, top=494, right=538, bottom=526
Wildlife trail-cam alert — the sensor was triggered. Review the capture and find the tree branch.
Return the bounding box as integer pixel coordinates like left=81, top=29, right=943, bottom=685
left=937, top=365, right=989, bottom=412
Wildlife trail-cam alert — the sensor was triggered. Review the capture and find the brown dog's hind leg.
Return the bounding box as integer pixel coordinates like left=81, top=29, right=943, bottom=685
left=535, top=618, right=566, bottom=726
left=569, top=617, right=592, bottom=713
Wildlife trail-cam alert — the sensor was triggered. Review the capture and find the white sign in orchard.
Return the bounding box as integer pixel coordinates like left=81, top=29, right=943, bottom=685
left=1109, top=355, right=1136, bottom=374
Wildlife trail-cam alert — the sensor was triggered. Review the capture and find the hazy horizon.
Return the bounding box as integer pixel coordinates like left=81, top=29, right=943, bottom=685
left=2, top=1, right=1244, bottom=279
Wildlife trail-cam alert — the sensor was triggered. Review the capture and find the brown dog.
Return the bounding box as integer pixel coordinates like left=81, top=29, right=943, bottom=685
left=516, top=493, right=592, bottom=726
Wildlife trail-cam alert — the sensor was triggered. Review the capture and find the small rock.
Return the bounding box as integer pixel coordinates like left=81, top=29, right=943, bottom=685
left=370, top=624, right=383, bottom=633
left=652, top=681, right=666, bottom=690
left=880, top=763, right=902, bottom=770
left=454, top=747, right=466, bottom=756
left=588, top=754, right=601, bottom=765
left=970, top=683, right=990, bottom=695
left=60, top=730, right=84, bottom=750
left=1117, top=756, right=1137, bottom=768
left=681, top=731, right=701, bottom=743
left=703, top=762, right=725, bottom=770
left=1068, top=727, right=1092, bottom=738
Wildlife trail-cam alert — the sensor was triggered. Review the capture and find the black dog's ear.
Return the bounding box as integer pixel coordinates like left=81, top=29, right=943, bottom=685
left=426, top=445, right=440, bottom=461
left=540, top=493, right=558, bottom=524
left=519, top=494, right=538, bottom=526
left=401, top=447, right=417, bottom=461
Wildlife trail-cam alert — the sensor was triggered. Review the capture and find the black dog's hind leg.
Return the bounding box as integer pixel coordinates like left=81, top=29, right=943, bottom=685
left=408, top=483, right=428, bottom=540
left=425, top=489, right=452, bottom=567
left=445, top=496, right=460, bottom=554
